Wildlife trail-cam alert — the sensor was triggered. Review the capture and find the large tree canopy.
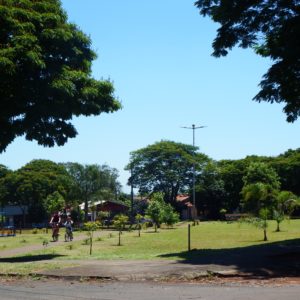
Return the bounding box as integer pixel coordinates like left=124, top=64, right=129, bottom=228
left=242, top=162, right=281, bottom=190
left=271, top=149, right=300, bottom=195
left=0, top=0, right=121, bottom=152
left=241, top=162, right=280, bottom=215
left=126, top=140, right=209, bottom=204
left=195, top=0, right=300, bottom=122
left=0, top=159, right=73, bottom=222
left=0, top=164, right=11, bottom=179
left=196, top=161, right=227, bottom=218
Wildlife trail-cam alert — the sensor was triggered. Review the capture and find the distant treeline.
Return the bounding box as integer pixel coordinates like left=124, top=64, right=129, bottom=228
left=196, top=148, right=300, bottom=218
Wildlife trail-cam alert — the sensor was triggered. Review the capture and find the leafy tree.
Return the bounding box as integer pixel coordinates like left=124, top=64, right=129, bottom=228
left=0, top=159, right=72, bottom=224
left=217, top=159, right=250, bottom=212
left=113, top=214, right=129, bottom=246
left=0, top=0, right=120, bottom=152
left=97, top=211, right=109, bottom=228
left=45, top=191, right=65, bottom=216
left=273, top=190, right=299, bottom=232
left=145, top=193, right=179, bottom=229
left=241, top=162, right=281, bottom=241
left=145, top=192, right=166, bottom=232
left=216, top=152, right=300, bottom=216
left=241, top=182, right=277, bottom=216
left=135, top=213, right=143, bottom=237
left=126, top=140, right=208, bottom=205
left=0, top=164, right=11, bottom=179
left=242, top=162, right=281, bottom=190
left=259, top=208, right=270, bottom=242
left=271, top=149, right=300, bottom=195
left=196, top=161, right=227, bottom=218
left=161, top=203, right=179, bottom=228
left=241, top=183, right=275, bottom=241
left=195, top=1, right=300, bottom=122
left=122, top=194, right=148, bottom=217
left=83, top=221, right=100, bottom=255
left=0, top=164, right=11, bottom=208
left=64, top=163, right=122, bottom=221
left=253, top=208, right=270, bottom=242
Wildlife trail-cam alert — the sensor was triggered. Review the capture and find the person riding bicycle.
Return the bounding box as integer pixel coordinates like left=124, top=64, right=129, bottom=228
left=64, top=216, right=73, bottom=241
left=49, top=211, right=61, bottom=241
left=50, top=211, right=61, bottom=224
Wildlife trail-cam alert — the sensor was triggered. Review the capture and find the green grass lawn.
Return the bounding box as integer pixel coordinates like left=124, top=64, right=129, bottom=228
left=0, top=220, right=299, bottom=274
left=0, top=229, right=50, bottom=251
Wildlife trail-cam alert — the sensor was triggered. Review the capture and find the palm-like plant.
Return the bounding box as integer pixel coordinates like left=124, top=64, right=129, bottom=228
left=274, top=191, right=299, bottom=232
left=135, top=214, right=143, bottom=237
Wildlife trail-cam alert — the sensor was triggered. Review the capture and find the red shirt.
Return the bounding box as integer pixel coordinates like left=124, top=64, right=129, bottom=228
left=52, top=214, right=60, bottom=223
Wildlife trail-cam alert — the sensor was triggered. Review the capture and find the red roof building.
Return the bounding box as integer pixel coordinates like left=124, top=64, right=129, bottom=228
left=176, top=194, right=197, bottom=220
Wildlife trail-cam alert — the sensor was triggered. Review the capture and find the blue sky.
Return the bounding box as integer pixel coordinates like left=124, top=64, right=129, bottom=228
left=0, top=0, right=299, bottom=192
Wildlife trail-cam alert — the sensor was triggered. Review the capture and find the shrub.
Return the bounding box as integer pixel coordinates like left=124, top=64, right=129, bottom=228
left=32, top=228, right=38, bottom=234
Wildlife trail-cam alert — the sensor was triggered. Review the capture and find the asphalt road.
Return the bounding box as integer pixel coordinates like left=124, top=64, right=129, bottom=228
left=0, top=281, right=299, bottom=300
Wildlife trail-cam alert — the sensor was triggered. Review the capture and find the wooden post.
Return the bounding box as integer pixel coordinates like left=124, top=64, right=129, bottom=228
left=188, top=224, right=191, bottom=252
left=90, top=236, right=93, bottom=255
left=89, top=231, right=93, bottom=255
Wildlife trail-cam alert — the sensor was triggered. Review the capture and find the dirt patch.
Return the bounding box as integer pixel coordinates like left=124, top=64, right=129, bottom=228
left=158, top=272, right=300, bottom=286
left=1, top=272, right=300, bottom=287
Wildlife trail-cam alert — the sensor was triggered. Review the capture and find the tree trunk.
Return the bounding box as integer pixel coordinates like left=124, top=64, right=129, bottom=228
left=263, top=228, right=268, bottom=241
left=84, top=198, right=89, bottom=222
left=276, top=221, right=280, bottom=232
left=20, top=206, right=26, bottom=229
left=89, top=233, right=93, bottom=255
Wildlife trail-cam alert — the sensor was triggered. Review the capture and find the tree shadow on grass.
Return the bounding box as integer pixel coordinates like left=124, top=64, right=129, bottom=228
left=0, top=254, right=65, bottom=263
left=159, top=238, right=300, bottom=278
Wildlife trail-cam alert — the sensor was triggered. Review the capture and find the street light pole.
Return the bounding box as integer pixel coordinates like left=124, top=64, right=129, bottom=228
left=130, top=164, right=134, bottom=224
left=182, top=124, right=206, bottom=220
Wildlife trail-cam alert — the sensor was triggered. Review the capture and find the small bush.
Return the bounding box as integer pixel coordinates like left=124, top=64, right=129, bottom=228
left=144, top=221, right=153, bottom=228
left=66, top=244, right=74, bottom=250
left=82, top=238, right=90, bottom=245
left=32, top=228, right=39, bottom=234
left=42, top=240, right=49, bottom=247
left=20, top=239, right=27, bottom=243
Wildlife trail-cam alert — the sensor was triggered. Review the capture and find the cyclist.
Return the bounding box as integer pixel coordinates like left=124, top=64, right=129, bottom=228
left=49, top=211, right=61, bottom=241
left=64, top=216, right=74, bottom=241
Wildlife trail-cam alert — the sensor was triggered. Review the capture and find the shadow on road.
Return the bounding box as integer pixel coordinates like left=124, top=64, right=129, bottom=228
left=0, top=254, right=65, bottom=263
left=159, top=238, right=300, bottom=277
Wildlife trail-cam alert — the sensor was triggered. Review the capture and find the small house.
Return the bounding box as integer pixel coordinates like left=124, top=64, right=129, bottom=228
left=0, top=205, right=28, bottom=227
left=176, top=194, right=197, bottom=220
left=80, top=200, right=129, bottom=221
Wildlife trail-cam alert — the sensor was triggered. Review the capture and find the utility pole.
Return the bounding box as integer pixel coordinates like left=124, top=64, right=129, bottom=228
left=182, top=124, right=206, bottom=220
left=130, top=165, right=134, bottom=224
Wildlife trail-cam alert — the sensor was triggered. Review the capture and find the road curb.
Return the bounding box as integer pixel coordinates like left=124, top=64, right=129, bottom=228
left=0, top=269, right=240, bottom=282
